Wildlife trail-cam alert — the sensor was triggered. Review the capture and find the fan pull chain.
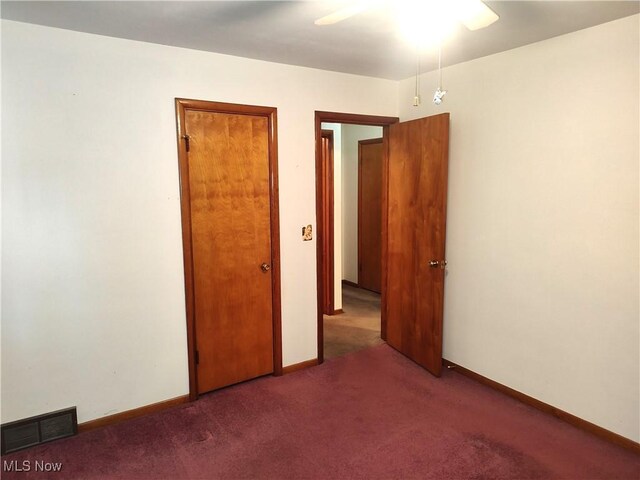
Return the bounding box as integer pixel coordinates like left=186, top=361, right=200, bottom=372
left=413, top=47, right=421, bottom=107
left=438, top=43, right=443, bottom=89
left=433, top=42, right=447, bottom=105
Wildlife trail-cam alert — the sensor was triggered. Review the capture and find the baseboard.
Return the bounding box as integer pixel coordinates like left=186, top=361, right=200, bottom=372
left=282, top=358, right=319, bottom=375
left=78, top=395, right=189, bottom=433
left=442, top=359, right=640, bottom=455
left=328, top=309, right=344, bottom=315
left=342, top=280, right=381, bottom=295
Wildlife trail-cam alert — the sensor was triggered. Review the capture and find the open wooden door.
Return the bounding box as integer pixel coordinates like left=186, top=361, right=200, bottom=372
left=384, top=113, right=450, bottom=377
left=320, top=130, right=335, bottom=315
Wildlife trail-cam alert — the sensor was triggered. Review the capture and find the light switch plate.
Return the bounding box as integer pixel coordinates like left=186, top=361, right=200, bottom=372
left=302, top=224, right=313, bottom=241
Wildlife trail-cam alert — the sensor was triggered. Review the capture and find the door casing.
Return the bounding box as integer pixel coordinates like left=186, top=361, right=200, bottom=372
left=175, top=98, right=283, bottom=401
left=314, top=111, right=399, bottom=364
left=320, top=129, right=336, bottom=315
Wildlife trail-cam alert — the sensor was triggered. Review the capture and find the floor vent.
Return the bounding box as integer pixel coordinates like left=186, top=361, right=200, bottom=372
left=1, top=407, right=77, bottom=454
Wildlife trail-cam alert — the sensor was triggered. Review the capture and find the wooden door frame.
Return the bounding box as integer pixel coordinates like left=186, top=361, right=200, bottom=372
left=357, top=137, right=384, bottom=292
left=175, top=98, right=283, bottom=401
left=314, top=111, right=399, bottom=364
left=320, top=129, right=336, bottom=315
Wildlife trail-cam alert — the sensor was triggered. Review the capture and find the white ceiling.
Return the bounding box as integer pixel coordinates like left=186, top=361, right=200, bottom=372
left=1, top=1, right=638, bottom=80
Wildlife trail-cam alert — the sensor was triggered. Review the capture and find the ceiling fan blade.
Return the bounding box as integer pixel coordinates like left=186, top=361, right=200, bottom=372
left=457, top=0, right=499, bottom=31
left=314, top=2, right=373, bottom=26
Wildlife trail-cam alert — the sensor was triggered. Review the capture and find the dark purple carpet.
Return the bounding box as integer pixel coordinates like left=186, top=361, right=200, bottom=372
left=3, top=344, right=639, bottom=479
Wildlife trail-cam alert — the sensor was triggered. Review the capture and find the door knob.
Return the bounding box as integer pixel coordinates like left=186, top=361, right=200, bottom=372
left=261, top=263, right=271, bottom=273
left=429, top=260, right=447, bottom=269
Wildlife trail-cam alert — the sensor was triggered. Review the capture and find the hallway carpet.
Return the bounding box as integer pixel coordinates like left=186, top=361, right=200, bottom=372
left=3, top=345, right=638, bottom=479
left=323, top=284, right=383, bottom=359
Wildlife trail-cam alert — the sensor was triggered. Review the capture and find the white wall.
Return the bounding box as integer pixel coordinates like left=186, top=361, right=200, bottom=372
left=399, top=15, right=639, bottom=441
left=340, top=125, right=383, bottom=284
left=320, top=123, right=343, bottom=310
left=0, top=20, right=398, bottom=424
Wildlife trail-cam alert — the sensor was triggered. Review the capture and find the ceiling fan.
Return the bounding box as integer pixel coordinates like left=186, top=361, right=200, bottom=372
left=314, top=0, right=499, bottom=32
left=315, top=0, right=499, bottom=107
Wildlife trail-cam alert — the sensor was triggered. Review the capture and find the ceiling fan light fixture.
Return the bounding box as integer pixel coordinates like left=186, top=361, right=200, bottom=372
left=314, top=0, right=385, bottom=26
left=395, top=0, right=458, bottom=48
left=455, top=0, right=499, bottom=31
left=315, top=0, right=499, bottom=36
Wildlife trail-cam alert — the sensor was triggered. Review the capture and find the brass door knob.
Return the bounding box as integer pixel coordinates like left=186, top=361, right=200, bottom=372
left=261, top=263, right=271, bottom=273
left=429, top=260, right=447, bottom=269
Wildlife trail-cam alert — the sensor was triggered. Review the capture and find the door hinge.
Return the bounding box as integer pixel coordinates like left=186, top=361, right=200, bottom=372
left=195, top=350, right=199, bottom=365
left=182, top=134, right=191, bottom=152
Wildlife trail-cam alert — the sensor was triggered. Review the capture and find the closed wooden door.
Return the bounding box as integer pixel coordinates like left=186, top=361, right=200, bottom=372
left=358, top=138, right=383, bottom=293
left=179, top=102, right=279, bottom=395
left=385, top=114, right=450, bottom=377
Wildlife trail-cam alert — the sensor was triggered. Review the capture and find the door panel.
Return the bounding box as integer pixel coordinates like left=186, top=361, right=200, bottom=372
left=185, top=110, right=274, bottom=393
left=385, top=113, right=450, bottom=377
left=358, top=139, right=383, bottom=293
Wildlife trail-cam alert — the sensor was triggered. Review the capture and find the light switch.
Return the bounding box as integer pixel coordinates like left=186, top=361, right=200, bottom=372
left=302, top=224, right=313, bottom=241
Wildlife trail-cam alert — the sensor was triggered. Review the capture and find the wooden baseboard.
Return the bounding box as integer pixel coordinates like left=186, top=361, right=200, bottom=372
left=78, top=360, right=316, bottom=432
left=282, top=358, right=319, bottom=375
left=327, top=309, right=344, bottom=315
left=342, top=280, right=381, bottom=295
left=78, top=395, right=189, bottom=433
left=442, top=359, right=640, bottom=455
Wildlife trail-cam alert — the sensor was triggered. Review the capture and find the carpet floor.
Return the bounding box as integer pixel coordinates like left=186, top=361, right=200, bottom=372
left=2, top=345, right=638, bottom=479
left=323, top=284, right=383, bottom=359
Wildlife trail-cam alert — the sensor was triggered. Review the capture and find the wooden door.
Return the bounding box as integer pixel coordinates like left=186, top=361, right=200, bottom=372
left=358, top=138, right=383, bottom=293
left=177, top=100, right=281, bottom=396
left=320, top=130, right=335, bottom=314
left=384, top=113, right=450, bottom=377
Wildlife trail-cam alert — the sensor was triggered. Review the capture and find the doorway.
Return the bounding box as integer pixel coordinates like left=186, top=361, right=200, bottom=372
left=176, top=99, right=283, bottom=400
left=324, top=126, right=383, bottom=359
left=315, top=112, right=398, bottom=363
left=316, top=111, right=451, bottom=376
left=320, top=129, right=336, bottom=315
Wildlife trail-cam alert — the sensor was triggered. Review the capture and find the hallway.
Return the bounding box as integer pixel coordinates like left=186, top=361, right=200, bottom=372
left=323, top=284, right=383, bottom=359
